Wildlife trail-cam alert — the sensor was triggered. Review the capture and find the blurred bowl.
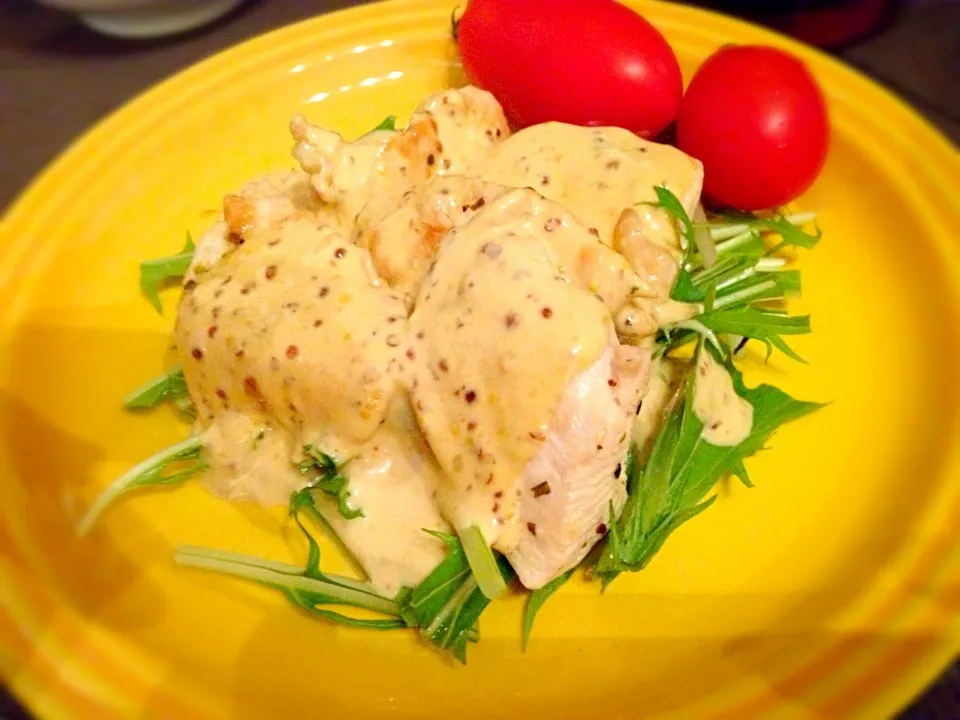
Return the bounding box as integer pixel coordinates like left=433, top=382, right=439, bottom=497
left=34, top=0, right=246, bottom=38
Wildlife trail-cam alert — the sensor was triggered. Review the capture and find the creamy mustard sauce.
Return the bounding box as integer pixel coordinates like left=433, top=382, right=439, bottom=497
left=657, top=299, right=702, bottom=326
left=356, top=174, right=648, bottom=320
left=201, top=411, right=305, bottom=506
left=291, top=113, right=442, bottom=232
left=480, top=123, right=703, bottom=249
left=486, top=189, right=641, bottom=317
left=314, top=395, right=450, bottom=595
left=692, top=350, right=754, bottom=446
left=290, top=113, right=399, bottom=228
left=408, top=189, right=613, bottom=550
left=176, top=217, right=407, bottom=461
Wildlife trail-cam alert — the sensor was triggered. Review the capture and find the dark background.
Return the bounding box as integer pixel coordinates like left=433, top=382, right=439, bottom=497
left=1, top=0, right=957, bottom=717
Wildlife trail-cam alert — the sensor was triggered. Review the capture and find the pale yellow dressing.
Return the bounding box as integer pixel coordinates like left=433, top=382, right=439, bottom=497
left=314, top=396, right=450, bottom=595
left=692, top=350, right=754, bottom=446
left=481, top=123, right=703, bottom=249
left=176, top=217, right=407, bottom=461
left=201, top=411, right=304, bottom=506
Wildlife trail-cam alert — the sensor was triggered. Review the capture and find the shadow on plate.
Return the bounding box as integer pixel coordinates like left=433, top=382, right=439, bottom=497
left=0, top=311, right=180, bottom=640
left=210, top=603, right=950, bottom=718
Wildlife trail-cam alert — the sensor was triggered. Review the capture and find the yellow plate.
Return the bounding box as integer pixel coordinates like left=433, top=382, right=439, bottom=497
left=2, top=1, right=959, bottom=717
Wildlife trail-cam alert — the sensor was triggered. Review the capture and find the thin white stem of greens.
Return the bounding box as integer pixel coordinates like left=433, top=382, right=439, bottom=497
left=708, top=212, right=818, bottom=240
left=709, top=225, right=753, bottom=241
left=714, top=279, right=779, bottom=309
left=301, top=503, right=368, bottom=581
left=692, top=206, right=718, bottom=269
left=755, top=258, right=787, bottom=271
left=458, top=526, right=506, bottom=600
left=714, top=230, right=760, bottom=254
left=77, top=435, right=203, bottom=537
left=175, top=545, right=375, bottom=594
left=122, top=364, right=181, bottom=407
left=175, top=545, right=305, bottom=575
left=671, top=320, right=724, bottom=355
left=173, top=395, right=196, bottom=417
left=785, top=212, right=817, bottom=226
left=425, top=576, right=478, bottom=638
left=174, top=549, right=399, bottom=615
left=716, top=266, right=757, bottom=291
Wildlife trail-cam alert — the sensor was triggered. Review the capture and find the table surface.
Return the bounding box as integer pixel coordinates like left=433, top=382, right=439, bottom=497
left=0, top=0, right=957, bottom=717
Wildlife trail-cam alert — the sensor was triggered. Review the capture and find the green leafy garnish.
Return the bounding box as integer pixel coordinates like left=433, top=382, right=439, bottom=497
left=661, top=306, right=811, bottom=364
left=369, top=115, right=397, bottom=133
left=694, top=307, right=811, bottom=363
left=695, top=306, right=810, bottom=338
left=522, top=568, right=573, bottom=650
left=659, top=195, right=817, bottom=363
left=140, top=233, right=195, bottom=314
left=706, top=212, right=821, bottom=251
left=397, top=531, right=515, bottom=664
left=650, top=185, right=695, bottom=249
left=290, top=481, right=369, bottom=580
left=172, top=482, right=404, bottom=630
left=672, top=255, right=800, bottom=308
left=123, top=364, right=195, bottom=418
left=173, top=544, right=403, bottom=629
left=458, top=525, right=507, bottom=600
left=77, top=435, right=205, bottom=536
left=596, top=349, right=822, bottom=586
left=298, top=445, right=363, bottom=520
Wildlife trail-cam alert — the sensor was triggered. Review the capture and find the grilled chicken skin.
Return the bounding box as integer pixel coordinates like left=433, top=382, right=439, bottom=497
left=290, top=85, right=510, bottom=232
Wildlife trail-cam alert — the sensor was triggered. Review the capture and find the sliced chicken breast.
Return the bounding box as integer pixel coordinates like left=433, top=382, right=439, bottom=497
left=408, top=188, right=649, bottom=587
left=508, top=339, right=649, bottom=589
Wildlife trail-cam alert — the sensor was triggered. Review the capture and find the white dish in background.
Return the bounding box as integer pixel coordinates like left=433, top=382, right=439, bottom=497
left=34, top=0, right=246, bottom=38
